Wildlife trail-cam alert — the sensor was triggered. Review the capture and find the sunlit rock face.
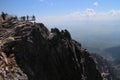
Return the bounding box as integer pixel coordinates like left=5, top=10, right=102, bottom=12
left=0, top=14, right=102, bottom=80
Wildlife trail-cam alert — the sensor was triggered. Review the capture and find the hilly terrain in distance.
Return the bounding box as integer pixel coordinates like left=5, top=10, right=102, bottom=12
left=104, top=46, right=120, bottom=60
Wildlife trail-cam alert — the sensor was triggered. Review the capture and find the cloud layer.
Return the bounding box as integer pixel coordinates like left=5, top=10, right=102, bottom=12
left=38, top=9, right=120, bottom=25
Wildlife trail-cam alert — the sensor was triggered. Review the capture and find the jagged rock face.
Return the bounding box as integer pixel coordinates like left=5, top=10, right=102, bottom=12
left=91, top=54, right=119, bottom=80
left=0, top=16, right=102, bottom=80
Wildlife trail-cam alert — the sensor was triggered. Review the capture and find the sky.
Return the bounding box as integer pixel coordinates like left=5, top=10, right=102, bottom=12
left=0, top=0, right=120, bottom=20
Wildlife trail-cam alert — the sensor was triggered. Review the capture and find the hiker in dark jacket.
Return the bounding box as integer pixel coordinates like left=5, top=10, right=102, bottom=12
left=1, top=12, right=6, bottom=20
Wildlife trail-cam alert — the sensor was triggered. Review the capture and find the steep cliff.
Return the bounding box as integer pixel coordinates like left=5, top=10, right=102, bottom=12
left=91, top=54, right=119, bottom=80
left=0, top=14, right=102, bottom=80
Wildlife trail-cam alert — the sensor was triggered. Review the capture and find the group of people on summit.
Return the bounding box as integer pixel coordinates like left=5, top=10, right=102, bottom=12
left=0, top=12, right=36, bottom=22
left=20, top=15, right=35, bottom=21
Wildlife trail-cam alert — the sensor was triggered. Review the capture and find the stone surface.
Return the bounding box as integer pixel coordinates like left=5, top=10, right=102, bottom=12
left=91, top=53, right=120, bottom=80
left=0, top=14, right=102, bottom=80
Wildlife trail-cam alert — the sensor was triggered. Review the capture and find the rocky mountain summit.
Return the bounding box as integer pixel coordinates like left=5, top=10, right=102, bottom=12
left=0, top=13, right=102, bottom=80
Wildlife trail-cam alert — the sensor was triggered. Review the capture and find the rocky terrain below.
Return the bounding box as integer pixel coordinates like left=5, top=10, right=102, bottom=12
left=0, top=14, right=103, bottom=80
left=91, top=54, right=120, bottom=80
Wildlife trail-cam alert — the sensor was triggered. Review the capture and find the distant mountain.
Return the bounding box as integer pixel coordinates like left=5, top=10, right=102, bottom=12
left=104, top=46, right=120, bottom=60
left=91, top=53, right=119, bottom=80
left=79, top=44, right=120, bottom=61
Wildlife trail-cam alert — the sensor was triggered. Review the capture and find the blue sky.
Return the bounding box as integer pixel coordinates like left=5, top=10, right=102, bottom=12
left=0, top=0, right=120, bottom=16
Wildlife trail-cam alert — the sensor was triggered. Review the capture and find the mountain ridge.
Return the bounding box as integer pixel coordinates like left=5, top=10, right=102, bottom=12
left=0, top=13, right=103, bottom=80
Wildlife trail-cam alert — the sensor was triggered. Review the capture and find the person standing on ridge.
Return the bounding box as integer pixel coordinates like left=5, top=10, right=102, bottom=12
left=32, top=15, right=35, bottom=21
left=23, top=16, right=26, bottom=21
left=1, top=12, right=6, bottom=21
left=32, top=15, right=36, bottom=25
left=27, top=15, right=29, bottom=21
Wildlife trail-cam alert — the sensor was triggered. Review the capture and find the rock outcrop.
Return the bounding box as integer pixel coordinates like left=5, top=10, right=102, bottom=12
left=91, top=54, right=119, bottom=80
left=0, top=14, right=102, bottom=80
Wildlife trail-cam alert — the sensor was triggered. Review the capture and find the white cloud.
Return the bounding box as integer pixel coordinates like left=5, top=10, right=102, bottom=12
left=85, top=8, right=96, bottom=16
left=93, top=2, right=99, bottom=7
left=109, top=10, right=120, bottom=16
left=68, top=11, right=82, bottom=17
left=38, top=9, right=120, bottom=25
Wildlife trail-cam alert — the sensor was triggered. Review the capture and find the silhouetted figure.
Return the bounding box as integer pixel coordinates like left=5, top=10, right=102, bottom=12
left=21, top=16, right=24, bottom=21
left=20, top=16, right=26, bottom=21
left=32, top=15, right=35, bottom=25
left=20, top=16, right=23, bottom=21
left=27, top=15, right=29, bottom=21
left=1, top=12, right=6, bottom=20
left=23, top=16, right=26, bottom=21
left=32, top=15, right=35, bottom=21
